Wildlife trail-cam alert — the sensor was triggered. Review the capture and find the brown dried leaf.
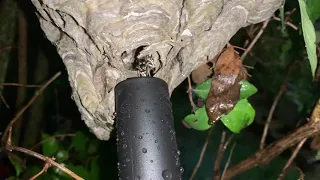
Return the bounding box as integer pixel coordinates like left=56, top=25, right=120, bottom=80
left=310, top=134, right=320, bottom=150
left=191, top=63, right=213, bottom=84
left=206, top=46, right=244, bottom=123
left=310, top=99, right=320, bottom=150
left=311, top=98, right=320, bottom=122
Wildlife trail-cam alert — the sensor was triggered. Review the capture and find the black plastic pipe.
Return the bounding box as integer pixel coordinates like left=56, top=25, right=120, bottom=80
left=115, top=77, right=182, bottom=180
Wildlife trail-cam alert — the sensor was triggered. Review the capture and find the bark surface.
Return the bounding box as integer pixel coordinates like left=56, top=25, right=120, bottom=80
left=31, top=0, right=284, bottom=140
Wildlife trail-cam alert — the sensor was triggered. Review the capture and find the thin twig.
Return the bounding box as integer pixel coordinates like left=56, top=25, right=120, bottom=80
left=31, top=133, right=75, bottom=150
left=246, top=25, right=259, bottom=40
left=1, top=83, right=44, bottom=109
left=5, top=145, right=83, bottom=180
left=273, top=16, right=298, bottom=30
left=213, top=98, right=320, bottom=180
left=260, top=62, right=297, bottom=149
left=30, top=161, right=51, bottom=180
left=213, top=134, right=234, bottom=180
left=213, top=131, right=227, bottom=177
left=241, top=18, right=270, bottom=61
left=0, top=83, right=42, bottom=88
left=8, top=127, right=12, bottom=146
left=243, top=40, right=250, bottom=49
left=232, top=46, right=246, bottom=52
left=260, top=81, right=287, bottom=149
left=220, top=143, right=237, bottom=180
left=277, top=138, right=307, bottom=180
left=284, top=8, right=296, bottom=23
left=246, top=25, right=254, bottom=39
left=190, top=126, right=214, bottom=180
left=243, top=65, right=254, bottom=69
left=223, top=135, right=234, bottom=152
left=0, top=94, right=10, bottom=108
left=1, top=72, right=61, bottom=144
left=294, top=166, right=305, bottom=180
left=0, top=45, right=16, bottom=52
left=187, top=76, right=196, bottom=113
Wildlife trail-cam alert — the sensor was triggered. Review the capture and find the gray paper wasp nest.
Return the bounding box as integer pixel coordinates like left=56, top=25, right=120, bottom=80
left=31, top=0, right=283, bottom=140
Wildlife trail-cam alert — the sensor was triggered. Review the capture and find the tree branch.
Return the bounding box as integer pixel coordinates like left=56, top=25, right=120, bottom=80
left=190, top=126, right=214, bottom=180
left=5, top=145, right=84, bottom=180
left=213, top=131, right=226, bottom=177
left=214, top=98, right=320, bottom=180
left=260, top=61, right=297, bottom=149
left=241, top=18, right=270, bottom=61
left=277, top=138, right=307, bottom=180
left=221, top=143, right=237, bottom=180
left=30, top=161, right=51, bottom=180
left=1, top=72, right=61, bottom=144
left=272, top=16, right=298, bottom=30
left=0, top=83, right=42, bottom=88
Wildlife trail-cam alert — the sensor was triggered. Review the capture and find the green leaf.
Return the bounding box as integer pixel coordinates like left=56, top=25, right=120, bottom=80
left=193, top=79, right=258, bottom=100
left=51, top=175, right=61, bottom=180
left=41, top=133, right=59, bottom=157
left=8, top=154, right=24, bottom=177
left=53, top=164, right=65, bottom=176
left=221, top=99, right=255, bottom=133
left=26, top=165, right=43, bottom=179
left=280, top=40, right=293, bottom=61
left=56, top=150, right=69, bottom=162
left=72, top=131, right=89, bottom=156
left=192, top=79, right=211, bottom=100
left=53, top=163, right=89, bottom=180
left=183, top=107, right=211, bottom=130
left=68, top=164, right=90, bottom=180
left=316, top=30, right=320, bottom=43
left=88, top=140, right=99, bottom=154
left=307, top=0, right=320, bottom=22
left=298, top=0, right=318, bottom=77
left=90, top=157, right=100, bottom=180
left=240, top=80, right=258, bottom=99
left=53, top=163, right=72, bottom=180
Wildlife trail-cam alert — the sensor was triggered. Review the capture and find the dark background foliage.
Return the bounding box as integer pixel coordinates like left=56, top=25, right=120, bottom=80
left=0, top=0, right=319, bottom=179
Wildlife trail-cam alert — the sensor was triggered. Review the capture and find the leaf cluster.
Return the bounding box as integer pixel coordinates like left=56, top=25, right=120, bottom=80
left=183, top=79, right=257, bottom=133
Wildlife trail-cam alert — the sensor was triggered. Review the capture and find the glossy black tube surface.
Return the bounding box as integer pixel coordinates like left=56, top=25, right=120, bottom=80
left=115, top=77, right=182, bottom=180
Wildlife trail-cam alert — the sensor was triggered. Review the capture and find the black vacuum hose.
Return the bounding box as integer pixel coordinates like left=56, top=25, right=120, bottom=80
left=115, top=77, right=182, bottom=180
